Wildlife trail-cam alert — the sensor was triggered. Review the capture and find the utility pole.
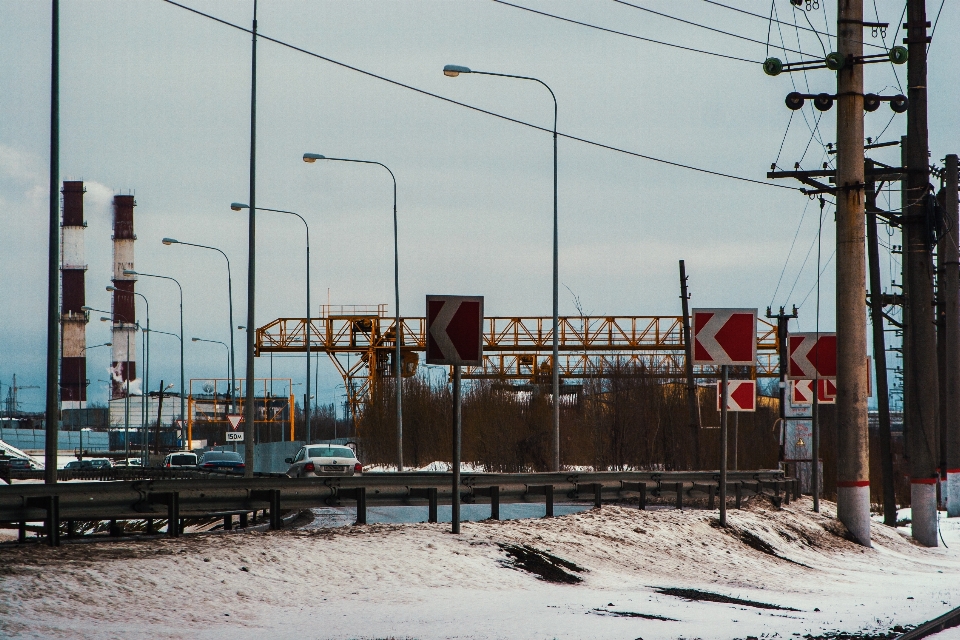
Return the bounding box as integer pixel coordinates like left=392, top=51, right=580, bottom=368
left=945, top=154, right=960, bottom=518
left=903, top=0, right=939, bottom=547
left=766, top=305, right=797, bottom=473
left=866, top=159, right=897, bottom=526
left=243, top=0, right=257, bottom=478
left=834, top=0, right=872, bottom=546
left=44, top=0, right=60, bottom=486
left=679, top=260, right=699, bottom=468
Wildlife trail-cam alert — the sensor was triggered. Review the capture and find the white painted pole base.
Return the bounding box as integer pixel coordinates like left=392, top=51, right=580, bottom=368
left=949, top=471, right=960, bottom=518
left=911, top=481, right=939, bottom=547
left=837, top=484, right=872, bottom=547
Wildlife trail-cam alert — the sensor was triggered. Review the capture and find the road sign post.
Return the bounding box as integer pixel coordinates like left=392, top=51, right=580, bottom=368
left=426, top=295, right=484, bottom=534
left=693, top=308, right=757, bottom=526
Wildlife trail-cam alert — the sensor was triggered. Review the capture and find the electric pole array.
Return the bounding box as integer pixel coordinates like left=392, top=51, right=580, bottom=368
left=945, top=154, right=960, bottom=518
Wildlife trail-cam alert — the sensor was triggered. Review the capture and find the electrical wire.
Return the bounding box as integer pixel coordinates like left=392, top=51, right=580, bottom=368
left=491, top=0, right=760, bottom=63
left=774, top=110, right=795, bottom=168
left=928, top=0, right=946, bottom=54
left=769, top=196, right=811, bottom=307
left=161, top=0, right=802, bottom=192
left=609, top=0, right=806, bottom=55
left=797, top=249, right=834, bottom=309
left=702, top=0, right=885, bottom=49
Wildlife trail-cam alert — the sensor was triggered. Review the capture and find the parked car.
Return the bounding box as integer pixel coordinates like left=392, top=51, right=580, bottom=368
left=8, top=459, right=36, bottom=470
left=114, top=458, right=142, bottom=468
left=162, top=452, right=198, bottom=469
left=64, top=460, right=91, bottom=470
left=285, top=445, right=362, bottom=478
left=197, top=450, right=245, bottom=474
left=86, top=458, right=113, bottom=469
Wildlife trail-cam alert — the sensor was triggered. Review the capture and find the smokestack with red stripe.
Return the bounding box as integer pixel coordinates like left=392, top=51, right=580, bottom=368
left=111, top=195, right=137, bottom=399
left=60, top=181, right=88, bottom=408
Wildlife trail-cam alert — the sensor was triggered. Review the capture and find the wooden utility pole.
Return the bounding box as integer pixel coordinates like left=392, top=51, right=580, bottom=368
left=865, top=159, right=897, bottom=526
left=945, top=154, right=960, bottom=518
left=834, top=0, right=872, bottom=546
left=679, top=260, right=700, bottom=468
left=904, top=0, right=939, bottom=546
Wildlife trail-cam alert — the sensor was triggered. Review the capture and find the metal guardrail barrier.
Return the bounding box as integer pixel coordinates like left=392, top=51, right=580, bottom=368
left=0, top=469, right=794, bottom=546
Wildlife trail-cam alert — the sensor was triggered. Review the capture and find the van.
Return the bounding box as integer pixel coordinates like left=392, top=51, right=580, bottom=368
left=162, top=452, right=198, bottom=469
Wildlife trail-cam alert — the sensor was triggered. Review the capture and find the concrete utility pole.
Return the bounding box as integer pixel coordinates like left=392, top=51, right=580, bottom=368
left=243, top=1, right=257, bottom=478
left=834, top=0, right=872, bottom=546
left=679, top=260, right=699, bottom=468
left=865, top=159, right=897, bottom=526
left=44, top=0, right=60, bottom=486
left=904, top=0, right=939, bottom=546
left=945, top=154, right=960, bottom=518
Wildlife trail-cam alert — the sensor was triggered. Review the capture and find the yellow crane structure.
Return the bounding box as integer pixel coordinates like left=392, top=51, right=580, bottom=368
left=255, top=305, right=780, bottom=420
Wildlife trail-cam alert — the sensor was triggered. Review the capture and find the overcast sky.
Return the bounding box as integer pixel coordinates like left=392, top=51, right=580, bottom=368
left=2, top=0, right=957, bottom=412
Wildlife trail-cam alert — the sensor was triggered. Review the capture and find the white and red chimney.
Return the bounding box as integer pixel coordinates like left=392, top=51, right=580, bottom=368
left=60, top=181, right=88, bottom=408
left=110, top=194, right=137, bottom=399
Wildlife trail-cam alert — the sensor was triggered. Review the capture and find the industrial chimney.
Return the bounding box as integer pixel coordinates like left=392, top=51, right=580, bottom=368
left=60, top=181, right=88, bottom=408
left=111, top=194, right=137, bottom=399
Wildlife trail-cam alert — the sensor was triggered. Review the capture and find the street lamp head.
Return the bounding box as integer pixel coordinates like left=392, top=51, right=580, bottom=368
left=81, top=306, right=94, bottom=311
left=100, top=317, right=111, bottom=323
left=191, top=337, right=199, bottom=342
left=105, top=343, right=112, bottom=347
left=105, top=285, right=116, bottom=292
left=123, top=269, right=137, bottom=276
left=443, top=64, right=471, bottom=77
left=230, top=202, right=249, bottom=211
left=162, top=238, right=179, bottom=245
left=165, top=383, right=175, bottom=390
left=302, top=153, right=325, bottom=163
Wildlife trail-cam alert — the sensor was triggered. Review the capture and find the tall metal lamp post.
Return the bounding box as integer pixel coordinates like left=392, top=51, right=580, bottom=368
left=229, top=204, right=312, bottom=442
left=123, top=270, right=185, bottom=445
left=161, top=239, right=235, bottom=415
left=442, top=64, right=560, bottom=471
left=108, top=285, right=150, bottom=463
left=302, top=152, right=403, bottom=470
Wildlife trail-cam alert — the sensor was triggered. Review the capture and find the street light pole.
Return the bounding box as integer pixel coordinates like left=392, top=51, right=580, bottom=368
left=303, top=153, right=402, bottom=470
left=109, top=285, right=149, bottom=463
left=124, top=270, right=185, bottom=448
left=228, top=205, right=311, bottom=442
left=442, top=64, right=560, bottom=470
left=161, top=239, right=235, bottom=415
left=192, top=337, right=230, bottom=396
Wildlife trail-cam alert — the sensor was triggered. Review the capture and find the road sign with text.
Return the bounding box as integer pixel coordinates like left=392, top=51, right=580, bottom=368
left=692, top=308, right=757, bottom=366
left=426, top=295, right=484, bottom=366
left=716, top=379, right=757, bottom=411
left=787, top=332, right=837, bottom=379
left=225, top=431, right=244, bottom=442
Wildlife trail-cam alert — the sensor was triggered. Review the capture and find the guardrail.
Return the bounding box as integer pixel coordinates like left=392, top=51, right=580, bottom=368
left=0, top=469, right=794, bottom=546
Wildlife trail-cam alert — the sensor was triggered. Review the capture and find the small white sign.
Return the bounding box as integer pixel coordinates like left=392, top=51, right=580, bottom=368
left=225, top=431, right=244, bottom=442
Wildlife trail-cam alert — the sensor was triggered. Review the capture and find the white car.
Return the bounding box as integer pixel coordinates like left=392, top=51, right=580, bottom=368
left=285, top=445, right=361, bottom=478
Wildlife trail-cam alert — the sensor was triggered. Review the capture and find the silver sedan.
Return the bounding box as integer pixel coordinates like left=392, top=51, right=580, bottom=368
left=285, top=445, right=362, bottom=478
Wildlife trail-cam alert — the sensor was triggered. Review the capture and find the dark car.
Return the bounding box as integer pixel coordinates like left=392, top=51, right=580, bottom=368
left=8, top=459, right=36, bottom=470
left=197, top=451, right=245, bottom=474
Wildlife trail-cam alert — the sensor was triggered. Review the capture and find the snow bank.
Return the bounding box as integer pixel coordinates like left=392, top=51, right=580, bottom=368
left=1, top=497, right=958, bottom=639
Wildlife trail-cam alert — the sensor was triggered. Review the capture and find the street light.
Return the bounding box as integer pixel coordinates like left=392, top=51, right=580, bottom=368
left=230, top=203, right=312, bottom=442
left=192, top=337, right=230, bottom=395
left=77, top=343, right=111, bottom=426
left=443, top=64, right=561, bottom=471
left=99, top=315, right=137, bottom=463
left=302, top=152, right=404, bottom=470
left=124, top=269, right=185, bottom=445
left=144, top=327, right=184, bottom=448
left=162, top=238, right=236, bottom=416
left=108, top=285, right=150, bottom=464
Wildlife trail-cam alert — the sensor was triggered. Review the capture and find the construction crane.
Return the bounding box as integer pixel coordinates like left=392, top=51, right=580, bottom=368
left=256, top=305, right=780, bottom=420
left=3, top=375, right=40, bottom=419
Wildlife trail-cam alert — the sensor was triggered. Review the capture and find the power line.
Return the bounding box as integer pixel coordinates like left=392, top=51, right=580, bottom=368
left=609, top=0, right=805, bottom=56
left=161, top=0, right=801, bottom=192
left=491, top=0, right=760, bottom=63
left=700, top=0, right=886, bottom=49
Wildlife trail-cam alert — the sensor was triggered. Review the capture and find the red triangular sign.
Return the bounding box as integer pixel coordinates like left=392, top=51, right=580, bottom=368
left=226, top=414, right=243, bottom=430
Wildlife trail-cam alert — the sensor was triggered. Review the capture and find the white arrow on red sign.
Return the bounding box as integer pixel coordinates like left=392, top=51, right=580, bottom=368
left=426, top=295, right=484, bottom=366
left=226, top=414, right=243, bottom=430
left=692, top=308, right=757, bottom=366
left=787, top=332, right=837, bottom=379
left=716, top=379, right=756, bottom=412
left=790, top=379, right=836, bottom=405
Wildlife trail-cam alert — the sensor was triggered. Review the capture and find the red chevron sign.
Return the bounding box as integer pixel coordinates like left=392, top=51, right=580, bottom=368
left=716, top=379, right=757, bottom=412
left=426, top=295, right=484, bottom=366
left=692, top=308, right=757, bottom=366
left=790, top=379, right=837, bottom=405
left=787, top=333, right=837, bottom=379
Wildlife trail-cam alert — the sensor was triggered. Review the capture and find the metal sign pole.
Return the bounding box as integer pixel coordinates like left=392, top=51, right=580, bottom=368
left=452, top=364, right=462, bottom=534
left=720, top=364, right=728, bottom=526
left=812, top=378, right=820, bottom=512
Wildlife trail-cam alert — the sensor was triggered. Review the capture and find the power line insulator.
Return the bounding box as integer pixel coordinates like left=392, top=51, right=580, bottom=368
left=763, top=57, right=783, bottom=76
left=814, top=93, right=834, bottom=111
left=888, top=46, right=908, bottom=65
left=825, top=52, right=845, bottom=71
left=889, top=94, right=908, bottom=113
left=864, top=93, right=881, bottom=112
left=785, top=92, right=805, bottom=110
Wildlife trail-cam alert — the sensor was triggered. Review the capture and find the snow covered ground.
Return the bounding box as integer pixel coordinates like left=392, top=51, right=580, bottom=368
left=1, top=497, right=958, bottom=640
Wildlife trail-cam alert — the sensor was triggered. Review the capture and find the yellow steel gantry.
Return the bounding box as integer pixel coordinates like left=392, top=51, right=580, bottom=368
left=255, top=305, right=780, bottom=420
